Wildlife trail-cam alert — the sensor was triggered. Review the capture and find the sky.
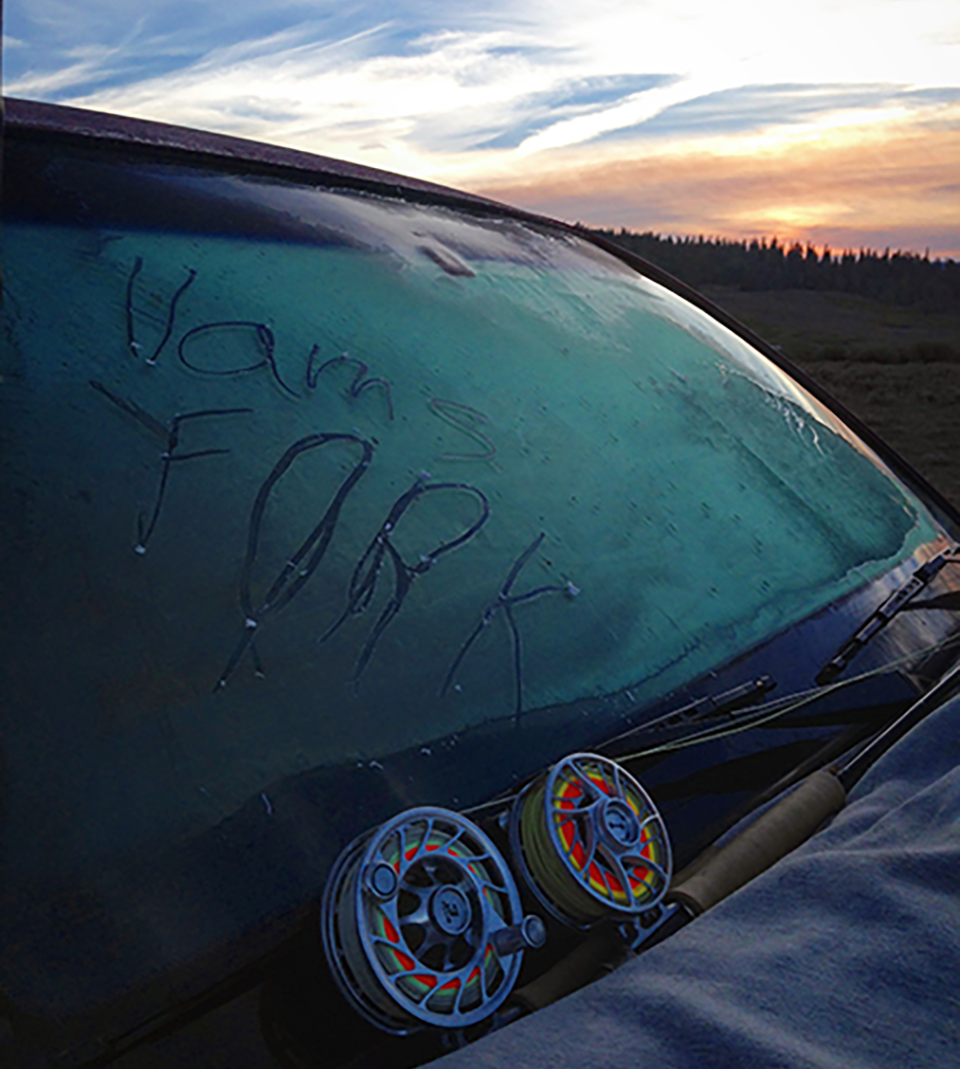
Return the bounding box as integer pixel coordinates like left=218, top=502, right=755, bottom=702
left=4, top=0, right=960, bottom=258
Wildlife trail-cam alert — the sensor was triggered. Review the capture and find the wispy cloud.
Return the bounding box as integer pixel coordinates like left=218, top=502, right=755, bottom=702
left=595, top=84, right=931, bottom=141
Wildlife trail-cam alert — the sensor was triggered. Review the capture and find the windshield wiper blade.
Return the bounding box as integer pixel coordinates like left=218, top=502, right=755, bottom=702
left=817, top=546, right=960, bottom=686
left=603, top=675, right=776, bottom=755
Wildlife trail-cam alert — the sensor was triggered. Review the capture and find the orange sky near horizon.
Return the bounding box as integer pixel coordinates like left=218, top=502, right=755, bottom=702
left=471, top=116, right=960, bottom=259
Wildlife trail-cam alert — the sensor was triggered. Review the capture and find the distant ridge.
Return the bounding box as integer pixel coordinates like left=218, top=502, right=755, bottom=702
left=589, top=229, right=960, bottom=313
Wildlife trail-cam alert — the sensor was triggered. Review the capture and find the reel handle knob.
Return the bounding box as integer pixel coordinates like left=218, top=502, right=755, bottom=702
left=492, top=915, right=547, bottom=957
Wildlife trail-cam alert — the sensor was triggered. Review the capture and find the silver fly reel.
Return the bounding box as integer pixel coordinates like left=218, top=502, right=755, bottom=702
left=322, top=807, right=545, bottom=1034
left=510, top=753, right=672, bottom=928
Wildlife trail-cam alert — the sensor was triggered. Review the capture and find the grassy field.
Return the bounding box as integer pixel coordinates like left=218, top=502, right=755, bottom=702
left=700, top=285, right=960, bottom=512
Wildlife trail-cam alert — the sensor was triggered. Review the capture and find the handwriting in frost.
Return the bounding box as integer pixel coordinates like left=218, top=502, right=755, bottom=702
left=125, top=256, right=196, bottom=365
left=320, top=478, right=491, bottom=686
left=179, top=320, right=299, bottom=397
left=216, top=432, right=375, bottom=689
left=428, top=398, right=495, bottom=461
left=442, top=532, right=579, bottom=724
left=89, top=380, right=251, bottom=553
left=307, top=348, right=394, bottom=421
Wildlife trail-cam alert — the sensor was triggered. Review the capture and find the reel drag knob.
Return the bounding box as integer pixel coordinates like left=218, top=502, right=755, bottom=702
left=491, top=915, right=547, bottom=957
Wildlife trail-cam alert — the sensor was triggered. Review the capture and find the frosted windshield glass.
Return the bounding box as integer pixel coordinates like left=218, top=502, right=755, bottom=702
left=1, top=160, right=933, bottom=898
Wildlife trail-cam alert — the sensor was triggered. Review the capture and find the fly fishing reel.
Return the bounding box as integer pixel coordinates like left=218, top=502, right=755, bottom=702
left=510, top=753, right=672, bottom=928
left=322, top=807, right=545, bottom=1035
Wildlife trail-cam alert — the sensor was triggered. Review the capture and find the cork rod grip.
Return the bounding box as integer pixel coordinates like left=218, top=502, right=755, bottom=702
left=669, top=769, right=847, bottom=916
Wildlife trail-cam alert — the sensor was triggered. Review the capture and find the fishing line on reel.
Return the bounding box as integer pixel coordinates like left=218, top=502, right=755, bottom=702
left=510, top=753, right=672, bottom=928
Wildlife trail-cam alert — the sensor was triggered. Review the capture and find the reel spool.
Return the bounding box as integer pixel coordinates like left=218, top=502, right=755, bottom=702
left=322, top=807, right=544, bottom=1035
left=510, top=753, right=672, bottom=928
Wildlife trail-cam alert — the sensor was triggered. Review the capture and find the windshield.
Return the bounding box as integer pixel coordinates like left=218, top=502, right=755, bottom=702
left=0, top=132, right=945, bottom=1023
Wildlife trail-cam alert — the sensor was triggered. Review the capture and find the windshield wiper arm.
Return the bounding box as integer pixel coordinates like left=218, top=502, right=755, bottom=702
left=816, top=546, right=960, bottom=686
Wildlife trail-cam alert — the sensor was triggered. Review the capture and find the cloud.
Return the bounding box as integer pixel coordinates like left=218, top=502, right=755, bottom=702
left=510, top=77, right=723, bottom=154
left=4, top=2, right=411, bottom=98
left=23, top=22, right=587, bottom=169
left=595, top=84, right=908, bottom=141
left=431, top=74, right=677, bottom=152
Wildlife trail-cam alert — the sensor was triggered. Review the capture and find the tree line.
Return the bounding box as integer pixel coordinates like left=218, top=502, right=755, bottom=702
left=589, top=229, right=960, bottom=313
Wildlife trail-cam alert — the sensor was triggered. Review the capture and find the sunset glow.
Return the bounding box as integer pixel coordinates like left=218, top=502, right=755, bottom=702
left=471, top=111, right=960, bottom=257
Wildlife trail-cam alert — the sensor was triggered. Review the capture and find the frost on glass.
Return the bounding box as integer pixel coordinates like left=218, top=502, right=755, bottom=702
left=0, top=161, right=933, bottom=897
